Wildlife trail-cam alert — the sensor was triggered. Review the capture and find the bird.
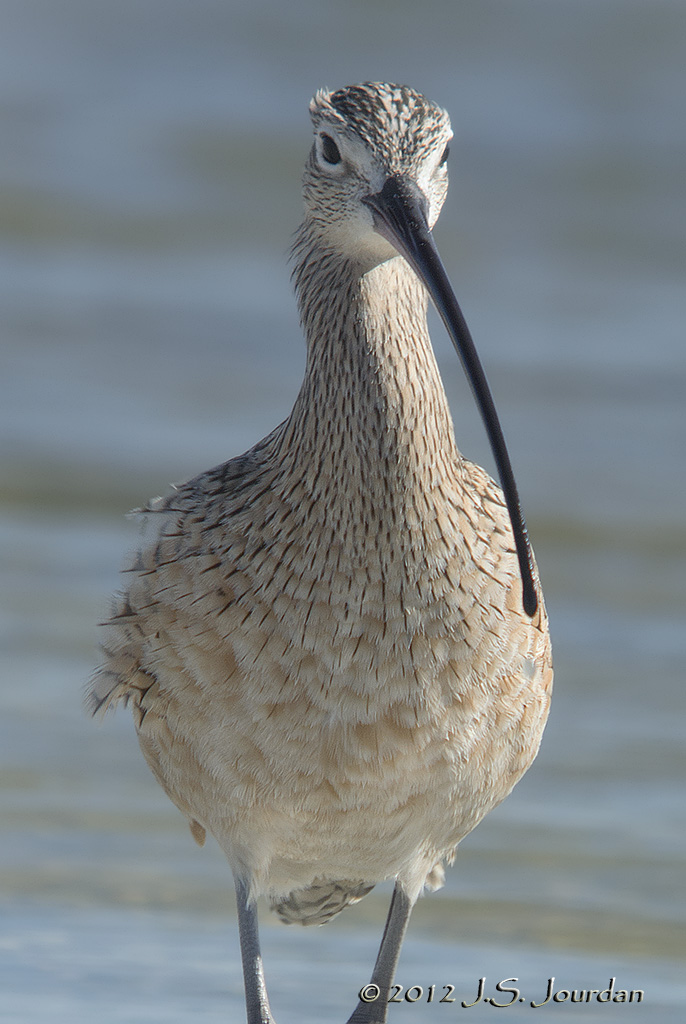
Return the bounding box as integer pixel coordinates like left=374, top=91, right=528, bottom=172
left=89, top=82, right=552, bottom=1024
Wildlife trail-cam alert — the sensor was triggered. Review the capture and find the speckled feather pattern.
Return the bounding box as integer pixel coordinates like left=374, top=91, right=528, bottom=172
left=90, top=83, right=552, bottom=927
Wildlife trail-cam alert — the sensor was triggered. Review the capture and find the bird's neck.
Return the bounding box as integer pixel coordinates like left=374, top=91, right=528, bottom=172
left=278, top=236, right=461, bottom=518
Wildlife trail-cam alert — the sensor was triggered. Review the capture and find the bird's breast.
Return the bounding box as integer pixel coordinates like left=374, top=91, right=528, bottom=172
left=103, top=457, right=551, bottom=896
left=127, top=462, right=550, bottom=841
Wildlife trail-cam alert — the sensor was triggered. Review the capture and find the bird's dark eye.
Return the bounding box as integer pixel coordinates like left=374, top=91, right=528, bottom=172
left=440, top=143, right=450, bottom=166
left=320, top=133, right=341, bottom=165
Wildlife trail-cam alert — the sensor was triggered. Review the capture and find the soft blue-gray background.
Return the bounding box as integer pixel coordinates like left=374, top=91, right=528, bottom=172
left=1, top=1, right=684, bottom=1021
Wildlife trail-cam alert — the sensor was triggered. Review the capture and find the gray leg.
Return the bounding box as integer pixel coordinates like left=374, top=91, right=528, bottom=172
left=234, top=876, right=276, bottom=1024
left=346, top=882, right=415, bottom=1024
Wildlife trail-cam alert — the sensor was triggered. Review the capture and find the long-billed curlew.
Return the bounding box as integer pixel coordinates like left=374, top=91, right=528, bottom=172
left=90, top=82, right=552, bottom=1024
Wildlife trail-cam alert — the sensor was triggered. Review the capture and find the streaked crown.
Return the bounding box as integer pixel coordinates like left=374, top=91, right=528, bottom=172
left=310, top=83, right=451, bottom=170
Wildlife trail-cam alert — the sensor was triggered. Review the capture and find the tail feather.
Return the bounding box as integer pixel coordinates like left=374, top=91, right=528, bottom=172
left=270, top=879, right=375, bottom=926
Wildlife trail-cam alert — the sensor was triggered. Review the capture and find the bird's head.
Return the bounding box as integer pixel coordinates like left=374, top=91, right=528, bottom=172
left=303, top=82, right=453, bottom=269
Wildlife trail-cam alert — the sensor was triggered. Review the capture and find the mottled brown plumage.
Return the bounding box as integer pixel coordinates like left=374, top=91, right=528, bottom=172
left=90, top=82, right=552, bottom=1024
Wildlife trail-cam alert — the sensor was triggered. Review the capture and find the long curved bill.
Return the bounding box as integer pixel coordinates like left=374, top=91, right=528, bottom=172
left=363, top=174, right=538, bottom=617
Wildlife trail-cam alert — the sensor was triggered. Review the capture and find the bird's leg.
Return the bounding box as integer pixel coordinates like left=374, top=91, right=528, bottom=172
left=234, top=875, right=276, bottom=1024
left=346, top=882, right=415, bottom=1024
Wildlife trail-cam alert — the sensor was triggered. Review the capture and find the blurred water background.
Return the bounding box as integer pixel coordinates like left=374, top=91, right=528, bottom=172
left=1, top=1, right=684, bottom=1021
